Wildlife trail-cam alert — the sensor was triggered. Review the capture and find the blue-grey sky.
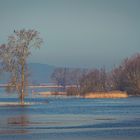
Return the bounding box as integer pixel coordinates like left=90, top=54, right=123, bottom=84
left=0, top=0, right=140, bottom=68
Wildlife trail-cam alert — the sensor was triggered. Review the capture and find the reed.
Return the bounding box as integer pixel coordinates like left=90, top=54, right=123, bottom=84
left=84, top=91, right=128, bottom=98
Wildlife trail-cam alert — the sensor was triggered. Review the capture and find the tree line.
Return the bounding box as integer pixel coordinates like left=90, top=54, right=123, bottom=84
left=51, top=53, right=140, bottom=96
left=0, top=29, right=140, bottom=105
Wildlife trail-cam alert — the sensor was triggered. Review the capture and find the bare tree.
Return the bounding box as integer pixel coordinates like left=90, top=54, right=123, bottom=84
left=51, top=67, right=68, bottom=91
left=0, top=29, right=43, bottom=105
left=111, top=53, right=140, bottom=95
left=65, top=68, right=85, bottom=96
left=79, top=68, right=109, bottom=95
left=51, top=67, right=85, bottom=94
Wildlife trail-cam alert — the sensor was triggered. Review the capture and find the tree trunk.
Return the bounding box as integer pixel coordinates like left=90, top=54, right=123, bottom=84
left=20, top=62, right=25, bottom=105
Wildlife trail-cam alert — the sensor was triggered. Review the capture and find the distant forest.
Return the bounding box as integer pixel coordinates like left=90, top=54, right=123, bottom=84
left=51, top=53, right=140, bottom=96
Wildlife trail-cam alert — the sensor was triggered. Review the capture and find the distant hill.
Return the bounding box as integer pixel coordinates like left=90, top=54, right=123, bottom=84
left=28, top=63, right=55, bottom=84
left=0, top=63, right=55, bottom=84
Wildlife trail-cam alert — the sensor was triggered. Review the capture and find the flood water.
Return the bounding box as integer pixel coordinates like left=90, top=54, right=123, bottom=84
left=0, top=91, right=140, bottom=140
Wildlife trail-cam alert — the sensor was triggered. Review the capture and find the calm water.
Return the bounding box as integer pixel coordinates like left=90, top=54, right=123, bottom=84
left=0, top=92, right=140, bottom=140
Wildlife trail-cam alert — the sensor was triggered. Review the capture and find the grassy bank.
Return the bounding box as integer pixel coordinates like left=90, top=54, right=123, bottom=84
left=84, top=91, right=128, bottom=98
left=33, top=91, right=128, bottom=99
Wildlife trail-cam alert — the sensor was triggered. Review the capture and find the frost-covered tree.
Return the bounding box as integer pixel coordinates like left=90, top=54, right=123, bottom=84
left=0, top=29, right=43, bottom=105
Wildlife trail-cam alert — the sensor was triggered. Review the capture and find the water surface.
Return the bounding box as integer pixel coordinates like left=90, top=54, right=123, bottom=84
left=0, top=93, right=140, bottom=140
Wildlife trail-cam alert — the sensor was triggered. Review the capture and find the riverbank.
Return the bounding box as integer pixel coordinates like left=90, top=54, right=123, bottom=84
left=84, top=91, right=128, bottom=98
left=33, top=91, right=128, bottom=98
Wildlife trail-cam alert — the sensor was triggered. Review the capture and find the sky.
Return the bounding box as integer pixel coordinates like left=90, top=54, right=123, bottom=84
left=0, top=0, right=140, bottom=68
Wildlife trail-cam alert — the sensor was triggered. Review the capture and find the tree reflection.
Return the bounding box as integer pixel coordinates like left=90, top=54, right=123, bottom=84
left=8, top=115, right=29, bottom=126
left=7, top=115, right=29, bottom=134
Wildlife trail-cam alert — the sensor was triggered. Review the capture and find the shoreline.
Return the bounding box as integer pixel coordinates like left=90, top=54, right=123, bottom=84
left=84, top=91, right=128, bottom=99
left=0, top=102, right=44, bottom=106
left=33, top=91, right=128, bottom=99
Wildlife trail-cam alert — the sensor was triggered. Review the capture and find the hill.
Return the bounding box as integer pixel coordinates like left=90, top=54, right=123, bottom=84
left=28, top=63, right=55, bottom=84
left=0, top=63, right=55, bottom=84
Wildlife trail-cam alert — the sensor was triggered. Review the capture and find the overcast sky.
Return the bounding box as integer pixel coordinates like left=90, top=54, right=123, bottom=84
left=0, top=0, right=140, bottom=68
